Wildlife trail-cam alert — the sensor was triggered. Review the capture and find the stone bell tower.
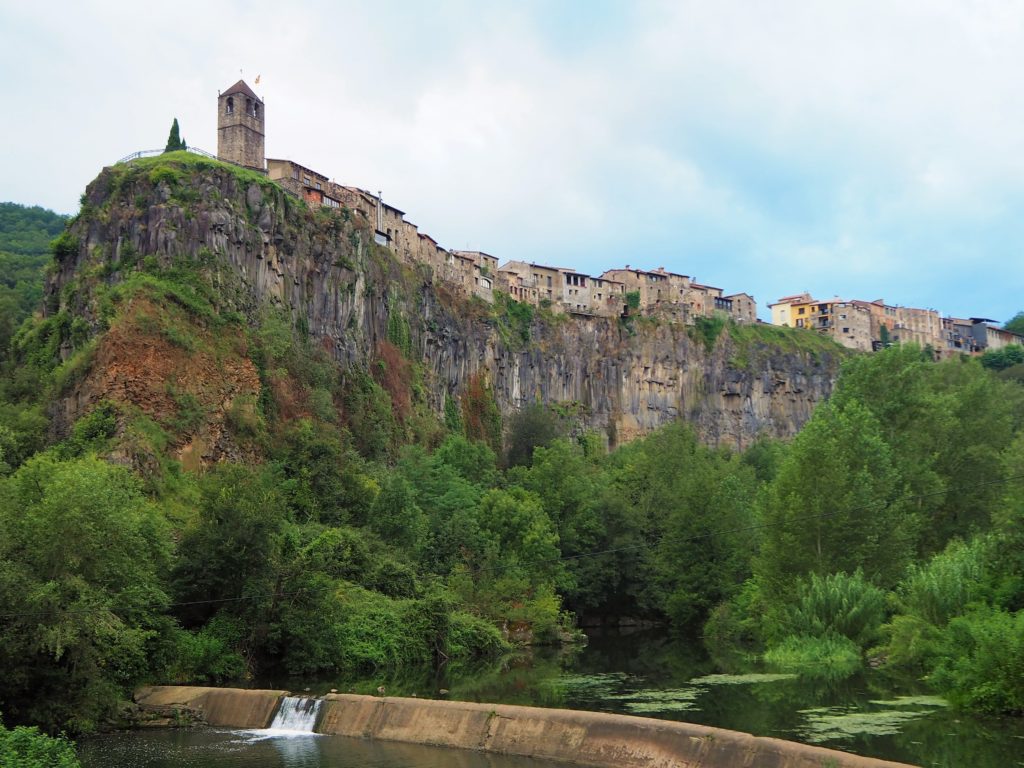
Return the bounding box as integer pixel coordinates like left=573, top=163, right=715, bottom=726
left=217, top=80, right=265, bottom=171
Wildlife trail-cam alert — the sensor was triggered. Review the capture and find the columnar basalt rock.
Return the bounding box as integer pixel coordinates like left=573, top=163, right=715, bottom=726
left=49, top=162, right=842, bottom=450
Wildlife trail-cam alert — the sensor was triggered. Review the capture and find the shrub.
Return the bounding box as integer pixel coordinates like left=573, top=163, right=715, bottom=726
left=898, top=538, right=989, bottom=626
left=0, top=716, right=79, bottom=767
left=690, top=315, right=726, bottom=352
left=931, top=607, right=1024, bottom=714
left=785, top=570, right=887, bottom=648
left=50, top=232, right=78, bottom=261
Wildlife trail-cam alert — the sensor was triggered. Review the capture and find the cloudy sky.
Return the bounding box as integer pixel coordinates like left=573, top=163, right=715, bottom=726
left=2, top=0, right=1022, bottom=322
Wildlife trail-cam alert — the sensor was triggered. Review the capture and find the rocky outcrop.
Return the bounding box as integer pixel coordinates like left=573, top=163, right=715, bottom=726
left=49, top=160, right=842, bottom=448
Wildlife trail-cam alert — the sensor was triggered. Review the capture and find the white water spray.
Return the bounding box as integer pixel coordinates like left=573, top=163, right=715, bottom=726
left=267, top=696, right=322, bottom=734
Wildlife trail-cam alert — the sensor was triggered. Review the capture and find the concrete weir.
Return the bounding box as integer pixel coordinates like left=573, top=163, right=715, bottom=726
left=134, top=685, right=918, bottom=768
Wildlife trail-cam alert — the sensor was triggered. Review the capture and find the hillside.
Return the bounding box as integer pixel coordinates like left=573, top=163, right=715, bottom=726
left=0, top=202, right=67, bottom=358
left=3, top=153, right=1023, bottom=741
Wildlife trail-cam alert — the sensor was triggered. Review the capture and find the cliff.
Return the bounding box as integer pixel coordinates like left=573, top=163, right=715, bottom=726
left=46, top=154, right=844, bottom=460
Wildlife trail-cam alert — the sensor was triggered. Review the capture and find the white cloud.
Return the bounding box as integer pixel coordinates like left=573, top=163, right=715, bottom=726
left=1, top=0, right=1022, bottom=320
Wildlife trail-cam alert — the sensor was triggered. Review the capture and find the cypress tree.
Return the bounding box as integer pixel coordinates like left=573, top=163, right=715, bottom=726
left=164, top=118, right=185, bottom=153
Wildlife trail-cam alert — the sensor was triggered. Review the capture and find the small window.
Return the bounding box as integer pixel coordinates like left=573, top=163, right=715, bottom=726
left=254, top=103, right=260, bottom=119
left=316, top=182, right=322, bottom=190
left=226, top=97, right=234, bottom=114
left=246, top=98, right=253, bottom=115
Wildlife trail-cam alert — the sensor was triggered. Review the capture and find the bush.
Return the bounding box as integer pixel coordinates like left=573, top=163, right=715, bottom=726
left=784, top=570, right=887, bottom=648
left=0, top=716, right=79, bottom=767
left=898, top=538, right=989, bottom=626
left=690, top=315, right=725, bottom=352
left=703, top=580, right=763, bottom=653
left=931, top=607, right=1024, bottom=714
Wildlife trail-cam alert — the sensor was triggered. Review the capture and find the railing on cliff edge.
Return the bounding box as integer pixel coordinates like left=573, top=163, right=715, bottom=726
left=117, top=146, right=220, bottom=165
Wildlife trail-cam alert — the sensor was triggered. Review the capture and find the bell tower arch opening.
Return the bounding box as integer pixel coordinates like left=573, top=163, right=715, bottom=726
left=217, top=80, right=265, bottom=172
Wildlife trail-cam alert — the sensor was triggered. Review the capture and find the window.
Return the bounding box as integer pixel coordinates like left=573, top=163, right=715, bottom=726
left=254, top=103, right=260, bottom=119
left=315, top=182, right=322, bottom=190
left=292, top=169, right=299, bottom=180
left=245, top=98, right=253, bottom=115
left=303, top=177, right=311, bottom=185
left=226, top=97, right=234, bottom=114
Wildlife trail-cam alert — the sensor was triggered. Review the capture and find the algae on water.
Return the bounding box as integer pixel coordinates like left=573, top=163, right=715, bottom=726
left=607, top=688, right=705, bottom=714
left=797, top=705, right=936, bottom=743
left=689, top=673, right=797, bottom=686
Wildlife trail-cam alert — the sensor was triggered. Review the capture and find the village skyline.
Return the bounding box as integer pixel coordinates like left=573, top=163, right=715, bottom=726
left=3, top=2, right=1023, bottom=323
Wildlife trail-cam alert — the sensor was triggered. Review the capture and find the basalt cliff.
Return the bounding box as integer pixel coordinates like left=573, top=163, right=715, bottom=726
left=45, top=155, right=843, bottom=463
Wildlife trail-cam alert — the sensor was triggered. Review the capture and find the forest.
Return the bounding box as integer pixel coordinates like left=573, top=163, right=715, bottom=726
left=1, top=199, right=1023, bottom=762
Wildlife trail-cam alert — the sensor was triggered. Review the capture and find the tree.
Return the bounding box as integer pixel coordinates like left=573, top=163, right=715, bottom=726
left=831, top=346, right=1021, bottom=551
left=0, top=454, right=171, bottom=733
left=609, top=423, right=758, bottom=628
left=1005, top=311, right=1024, bottom=336
left=756, top=400, right=915, bottom=604
left=504, top=403, right=564, bottom=467
left=163, top=118, right=186, bottom=153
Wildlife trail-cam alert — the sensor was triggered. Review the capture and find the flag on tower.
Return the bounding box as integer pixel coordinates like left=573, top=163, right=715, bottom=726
left=255, top=75, right=261, bottom=85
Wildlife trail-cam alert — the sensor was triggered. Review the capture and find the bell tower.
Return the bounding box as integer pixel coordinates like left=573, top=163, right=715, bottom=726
left=217, top=80, right=265, bottom=171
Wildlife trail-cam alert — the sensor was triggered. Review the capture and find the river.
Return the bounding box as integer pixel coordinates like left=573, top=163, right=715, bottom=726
left=79, top=628, right=1024, bottom=768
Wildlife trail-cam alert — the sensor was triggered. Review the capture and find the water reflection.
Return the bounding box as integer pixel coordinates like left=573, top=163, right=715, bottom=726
left=269, top=734, right=320, bottom=766
left=254, top=627, right=1024, bottom=768
left=78, top=728, right=561, bottom=768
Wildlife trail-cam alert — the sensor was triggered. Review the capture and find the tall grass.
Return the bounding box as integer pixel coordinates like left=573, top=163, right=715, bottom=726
left=785, top=570, right=887, bottom=647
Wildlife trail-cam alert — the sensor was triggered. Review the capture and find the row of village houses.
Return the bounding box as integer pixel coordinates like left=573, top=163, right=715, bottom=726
left=267, top=157, right=757, bottom=324
left=267, top=157, right=1019, bottom=357
left=769, top=293, right=1024, bottom=357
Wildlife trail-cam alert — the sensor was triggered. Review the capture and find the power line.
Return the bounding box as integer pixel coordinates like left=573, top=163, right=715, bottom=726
left=1, top=473, right=1021, bottom=622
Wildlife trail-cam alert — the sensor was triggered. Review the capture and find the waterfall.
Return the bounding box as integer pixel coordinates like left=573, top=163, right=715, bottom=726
left=267, top=696, right=322, bottom=734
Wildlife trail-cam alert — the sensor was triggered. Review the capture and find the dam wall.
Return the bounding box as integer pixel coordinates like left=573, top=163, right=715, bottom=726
left=134, top=685, right=917, bottom=768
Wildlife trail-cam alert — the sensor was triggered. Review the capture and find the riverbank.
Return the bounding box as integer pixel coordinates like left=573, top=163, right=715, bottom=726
left=135, top=685, right=916, bottom=768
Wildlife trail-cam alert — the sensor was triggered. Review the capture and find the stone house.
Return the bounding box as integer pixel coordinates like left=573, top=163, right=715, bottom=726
left=559, top=269, right=595, bottom=315
left=830, top=302, right=873, bottom=351
left=725, top=292, right=757, bottom=324
left=498, top=261, right=564, bottom=310
left=266, top=159, right=343, bottom=209
left=600, top=267, right=672, bottom=311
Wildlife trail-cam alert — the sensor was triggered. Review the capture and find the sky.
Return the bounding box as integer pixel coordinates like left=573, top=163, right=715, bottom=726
left=1, top=0, right=1023, bottom=323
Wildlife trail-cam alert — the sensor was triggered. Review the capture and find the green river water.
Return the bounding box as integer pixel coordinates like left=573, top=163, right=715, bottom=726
left=79, top=628, right=1024, bottom=768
